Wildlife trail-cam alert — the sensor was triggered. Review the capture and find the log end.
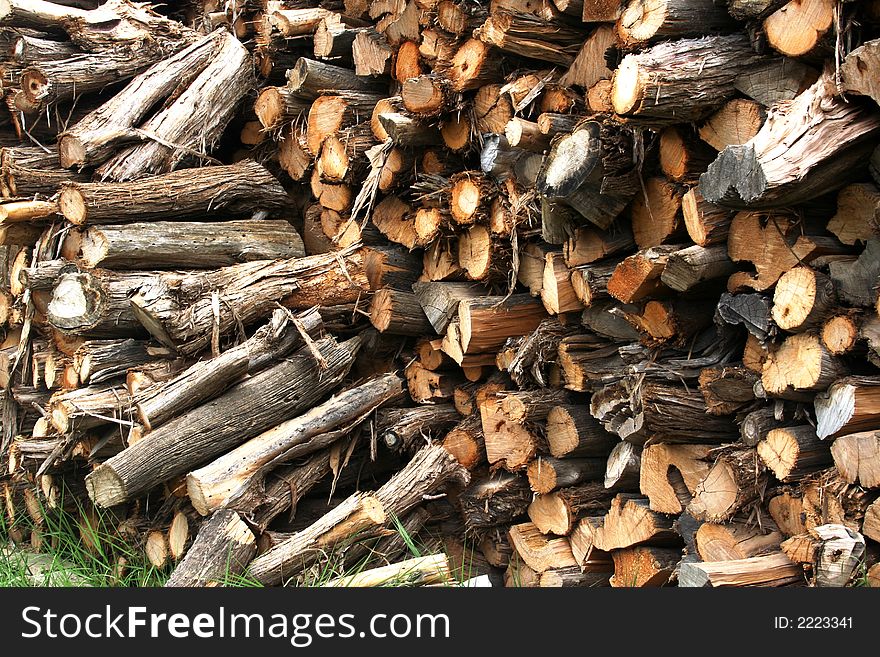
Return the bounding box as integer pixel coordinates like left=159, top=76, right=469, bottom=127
left=47, top=272, right=103, bottom=333
left=58, top=135, right=87, bottom=169
left=611, top=55, right=642, bottom=116
left=58, top=185, right=88, bottom=225
left=85, top=465, right=128, bottom=508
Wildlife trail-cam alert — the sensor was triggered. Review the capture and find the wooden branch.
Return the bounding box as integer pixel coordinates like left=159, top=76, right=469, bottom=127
left=85, top=336, right=360, bottom=507
left=758, top=425, right=832, bottom=482
left=830, top=431, right=880, bottom=489
left=678, top=552, right=802, bottom=587
left=815, top=376, right=880, bottom=440
left=591, top=494, right=680, bottom=551
left=165, top=509, right=255, bottom=587
left=459, top=471, right=531, bottom=530
left=639, top=444, right=712, bottom=514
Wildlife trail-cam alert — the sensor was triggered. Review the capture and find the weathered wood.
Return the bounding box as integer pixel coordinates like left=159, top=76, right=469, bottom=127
left=639, top=444, right=712, bottom=514
left=678, top=552, right=802, bottom=587
left=841, top=38, right=880, bottom=107
left=369, top=288, right=433, bottom=336
left=508, top=521, right=578, bottom=573
left=165, top=509, right=255, bottom=587
left=733, top=56, right=817, bottom=107
left=616, top=0, right=735, bottom=49
left=781, top=524, right=865, bottom=587
left=187, top=374, right=404, bottom=515
left=610, top=546, right=680, bottom=587
left=830, top=431, right=880, bottom=489
left=71, top=220, right=304, bottom=270
left=131, top=247, right=367, bottom=355
left=700, top=74, right=880, bottom=208
left=59, top=160, right=288, bottom=225
left=660, top=245, right=736, bottom=292
left=815, top=376, right=880, bottom=440
left=459, top=471, right=532, bottom=530
left=85, top=336, right=360, bottom=507
left=695, top=518, right=784, bottom=562
left=828, top=240, right=880, bottom=308
left=827, top=183, right=879, bottom=245
left=96, top=31, right=253, bottom=181
left=528, top=482, right=616, bottom=535
left=761, top=332, right=846, bottom=399
left=688, top=448, right=768, bottom=523
left=612, top=34, right=764, bottom=125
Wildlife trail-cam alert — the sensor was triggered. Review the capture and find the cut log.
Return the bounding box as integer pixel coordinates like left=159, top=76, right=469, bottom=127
left=582, top=0, right=625, bottom=21
left=58, top=160, right=288, bottom=225
left=546, top=403, right=616, bottom=458
left=863, top=499, right=880, bottom=543
left=700, top=74, right=880, bottom=208
left=770, top=266, right=836, bottom=332
left=324, top=553, right=451, bottom=587
left=605, top=441, right=641, bottom=490
left=446, top=38, right=501, bottom=92
left=456, top=294, right=548, bottom=360
left=57, top=30, right=225, bottom=168
left=612, top=34, right=764, bottom=125
left=660, top=245, right=736, bottom=293
left=828, top=240, right=880, bottom=307
left=247, top=492, right=386, bottom=586
left=564, top=224, right=634, bottom=268
left=763, top=0, right=834, bottom=58
left=442, top=414, right=486, bottom=470
left=697, top=98, right=764, bottom=152
left=187, top=374, right=404, bottom=515
left=733, top=56, right=818, bottom=107
left=688, top=448, right=768, bottom=523
left=74, top=338, right=155, bottom=385
left=165, top=509, right=255, bottom=587
left=527, top=456, right=607, bottom=494
left=369, top=288, right=433, bottom=336
left=412, top=282, right=484, bottom=335
left=528, top=482, right=616, bottom=535
left=615, top=0, right=735, bottom=49
left=97, top=31, right=253, bottom=181
left=131, top=247, right=367, bottom=355
left=1, top=146, right=89, bottom=199
left=591, top=494, right=680, bottom=551
left=378, top=404, right=460, bottom=454
left=827, top=183, right=879, bottom=245
left=781, top=523, right=865, bottom=587
left=609, top=546, right=680, bottom=587
left=639, top=444, right=712, bottom=514
left=630, top=177, right=685, bottom=250
left=507, top=522, right=578, bottom=573
left=85, top=336, right=360, bottom=507
left=607, top=244, right=679, bottom=304
left=761, top=332, right=846, bottom=399
left=830, top=431, right=880, bottom=489
left=678, top=552, right=802, bottom=587
left=681, top=188, right=735, bottom=247
left=699, top=366, right=759, bottom=416
left=695, top=519, right=784, bottom=562
left=821, top=313, right=862, bottom=356
left=815, top=376, right=880, bottom=440
left=559, top=24, right=614, bottom=89
left=474, top=12, right=585, bottom=67
left=459, top=471, right=531, bottom=530
left=659, top=126, right=717, bottom=185
left=758, top=425, right=833, bottom=482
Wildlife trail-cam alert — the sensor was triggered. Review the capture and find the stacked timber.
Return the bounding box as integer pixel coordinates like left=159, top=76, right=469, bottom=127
left=1, top=0, right=880, bottom=588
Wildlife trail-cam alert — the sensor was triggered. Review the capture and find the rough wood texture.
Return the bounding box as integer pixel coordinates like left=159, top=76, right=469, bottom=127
left=830, top=431, right=880, bottom=489
left=700, top=74, right=880, bottom=208
left=609, top=546, right=680, bottom=587
left=639, top=443, right=712, bottom=514
left=678, top=552, right=802, bottom=587
left=165, top=509, right=255, bottom=587
left=58, top=160, right=288, bottom=225
left=695, top=519, right=784, bottom=562
left=781, top=524, right=865, bottom=587
left=758, top=425, right=832, bottom=482
left=84, top=336, right=360, bottom=507
left=815, top=376, right=880, bottom=440
left=591, top=494, right=680, bottom=551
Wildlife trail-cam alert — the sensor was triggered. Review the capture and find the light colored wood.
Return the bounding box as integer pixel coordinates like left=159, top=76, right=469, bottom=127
left=678, top=552, right=802, bottom=587
left=830, top=431, right=880, bottom=488
left=639, top=444, right=712, bottom=514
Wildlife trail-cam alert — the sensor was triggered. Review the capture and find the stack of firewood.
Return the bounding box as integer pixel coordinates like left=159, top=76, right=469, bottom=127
left=2, top=0, right=880, bottom=588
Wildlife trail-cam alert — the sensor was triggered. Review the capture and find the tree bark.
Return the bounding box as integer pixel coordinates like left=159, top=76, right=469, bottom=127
left=165, top=509, right=255, bottom=587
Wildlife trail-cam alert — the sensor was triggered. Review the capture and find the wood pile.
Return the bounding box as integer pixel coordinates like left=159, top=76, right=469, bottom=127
left=2, top=0, right=880, bottom=588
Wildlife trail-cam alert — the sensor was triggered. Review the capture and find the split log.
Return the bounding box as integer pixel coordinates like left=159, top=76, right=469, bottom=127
left=71, top=220, right=304, bottom=270
left=725, top=211, right=847, bottom=293
left=815, top=376, right=880, bottom=440
left=761, top=332, right=846, bottom=399
left=58, top=160, right=288, bottom=225
left=699, top=366, right=759, bottom=415
left=187, top=374, right=404, bottom=515
left=449, top=294, right=547, bottom=362
left=609, top=547, right=680, bottom=587
left=564, top=225, right=634, bottom=268
left=827, top=183, right=879, bottom=245
left=612, top=34, right=764, bottom=125
left=695, top=519, right=784, bottom=562
left=688, top=448, right=768, bottom=523
left=591, top=494, right=680, bottom=551
left=93, top=32, right=248, bottom=180
left=131, top=247, right=367, bottom=355
left=73, top=338, right=156, bottom=385
left=863, top=499, right=880, bottom=543
left=830, top=431, right=880, bottom=489
left=681, top=189, right=735, bottom=247
left=733, top=56, right=817, bottom=107
left=85, top=336, right=360, bottom=507
left=678, top=552, right=802, bottom=587
left=840, top=38, right=880, bottom=107
left=474, top=12, right=585, bottom=67
left=559, top=24, right=614, bottom=89
left=605, top=441, right=641, bottom=490
left=828, top=240, right=880, bottom=308
left=412, top=282, right=486, bottom=335
left=528, top=482, right=615, bottom=535
left=527, top=456, right=607, bottom=494
left=659, top=126, right=717, bottom=185
left=659, top=245, right=736, bottom=293
left=507, top=522, right=578, bottom=573
left=630, top=177, right=685, bottom=249
left=607, top=244, right=680, bottom=304
left=697, top=99, right=764, bottom=152
left=758, top=425, right=833, bottom=482
left=165, top=509, right=255, bottom=587
left=615, top=0, right=735, bottom=49
left=700, top=74, right=880, bottom=208
left=459, top=471, right=532, bottom=530
left=781, top=524, right=865, bottom=587
left=639, top=444, right=712, bottom=514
